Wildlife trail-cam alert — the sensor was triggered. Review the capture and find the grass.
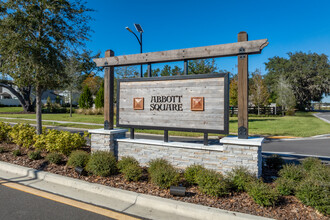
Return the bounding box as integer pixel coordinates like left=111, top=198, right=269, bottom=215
left=0, top=106, right=24, bottom=113
left=0, top=107, right=329, bottom=137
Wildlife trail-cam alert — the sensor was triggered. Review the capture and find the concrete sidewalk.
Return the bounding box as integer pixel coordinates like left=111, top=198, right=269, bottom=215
left=0, top=161, right=271, bottom=220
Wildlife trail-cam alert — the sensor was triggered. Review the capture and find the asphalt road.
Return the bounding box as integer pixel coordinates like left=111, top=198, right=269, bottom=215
left=314, top=111, right=330, bottom=122
left=0, top=184, right=113, bottom=220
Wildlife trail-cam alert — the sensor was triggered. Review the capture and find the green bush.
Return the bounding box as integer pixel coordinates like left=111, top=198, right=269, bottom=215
left=46, top=152, right=63, bottom=165
left=79, top=85, right=93, bottom=109
left=0, top=147, right=5, bottom=153
left=28, top=150, right=42, bottom=160
left=122, top=163, right=143, bottom=182
left=9, top=124, right=36, bottom=148
left=265, top=154, right=284, bottom=171
left=308, top=164, right=330, bottom=182
left=34, top=130, right=87, bottom=155
left=95, top=82, right=104, bottom=108
left=196, top=169, right=230, bottom=197
left=247, top=180, right=279, bottom=206
left=117, top=156, right=139, bottom=172
left=302, top=157, right=322, bottom=172
left=184, top=164, right=205, bottom=185
left=0, top=122, right=11, bottom=142
left=86, top=151, right=117, bottom=177
left=67, top=150, right=90, bottom=168
left=275, top=177, right=296, bottom=196
left=12, top=149, right=22, bottom=157
left=227, top=166, right=257, bottom=192
left=148, top=158, right=180, bottom=189
left=278, top=164, right=305, bottom=181
left=296, top=178, right=330, bottom=215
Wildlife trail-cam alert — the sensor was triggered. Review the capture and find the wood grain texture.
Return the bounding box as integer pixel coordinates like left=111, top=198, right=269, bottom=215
left=118, top=77, right=225, bottom=130
left=94, top=39, right=268, bottom=67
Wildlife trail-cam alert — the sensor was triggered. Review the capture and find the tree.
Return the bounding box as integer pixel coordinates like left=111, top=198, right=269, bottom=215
left=229, top=75, right=238, bottom=106
left=143, top=68, right=160, bottom=77
left=79, top=86, right=93, bottom=109
left=171, top=66, right=182, bottom=76
left=0, top=0, right=92, bottom=134
left=82, top=73, right=103, bottom=95
left=160, top=65, right=172, bottom=76
left=188, top=59, right=217, bottom=74
left=265, top=52, right=330, bottom=110
left=276, top=76, right=296, bottom=116
left=95, top=81, right=104, bottom=108
left=250, top=70, right=269, bottom=115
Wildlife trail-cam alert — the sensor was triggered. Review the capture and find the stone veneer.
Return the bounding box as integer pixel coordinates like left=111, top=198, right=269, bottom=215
left=88, top=129, right=263, bottom=177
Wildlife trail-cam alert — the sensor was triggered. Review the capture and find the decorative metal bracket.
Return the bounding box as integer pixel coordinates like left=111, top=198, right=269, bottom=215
left=104, top=120, right=110, bottom=130
left=239, top=47, right=246, bottom=60
left=238, top=126, right=248, bottom=139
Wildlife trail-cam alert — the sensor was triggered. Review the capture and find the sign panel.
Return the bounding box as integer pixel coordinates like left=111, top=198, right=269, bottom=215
left=117, top=73, right=229, bottom=134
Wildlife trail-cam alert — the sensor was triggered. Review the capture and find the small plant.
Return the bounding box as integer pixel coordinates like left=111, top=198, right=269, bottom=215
left=122, top=163, right=143, bottom=182
left=0, top=147, right=5, bottom=153
left=46, top=152, right=63, bottom=165
left=196, top=169, right=230, bottom=197
left=148, top=158, right=180, bottom=189
left=67, top=150, right=90, bottom=168
left=184, top=164, right=205, bottom=185
left=117, top=156, right=139, bottom=172
left=247, top=180, right=279, bottom=207
left=278, top=164, right=305, bottom=182
left=265, top=154, right=284, bottom=171
left=0, top=122, right=12, bottom=142
left=86, top=151, right=117, bottom=177
left=28, top=150, right=42, bottom=160
left=227, top=166, right=257, bottom=192
left=12, top=149, right=22, bottom=157
left=296, top=178, right=329, bottom=215
left=302, top=157, right=322, bottom=171
left=308, top=164, right=330, bottom=182
left=9, top=124, right=36, bottom=148
left=275, top=177, right=296, bottom=196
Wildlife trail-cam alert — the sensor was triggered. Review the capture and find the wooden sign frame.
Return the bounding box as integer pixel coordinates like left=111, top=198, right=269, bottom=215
left=116, top=73, right=229, bottom=134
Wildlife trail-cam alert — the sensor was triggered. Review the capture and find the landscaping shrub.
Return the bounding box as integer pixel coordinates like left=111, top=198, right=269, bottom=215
left=9, top=124, right=36, bottom=148
left=184, top=164, right=205, bottom=185
left=148, top=158, right=180, bottom=189
left=122, top=163, right=143, bottom=182
left=296, top=178, right=330, bottom=215
left=0, top=147, right=5, bottom=153
left=0, top=122, right=11, bottom=142
left=12, top=149, right=22, bottom=157
left=28, top=150, right=42, bottom=160
left=36, top=130, right=87, bottom=155
left=196, top=169, right=230, bottom=197
left=75, top=108, right=103, bottom=115
left=302, top=157, right=322, bottom=172
left=78, top=85, right=93, bottom=109
left=278, top=164, right=305, bottom=182
left=46, top=152, right=63, bottom=165
left=67, top=150, right=90, bottom=168
left=33, top=128, right=48, bottom=150
left=247, top=180, right=279, bottom=207
left=227, top=166, right=257, bottom=192
left=265, top=154, right=284, bottom=171
left=117, top=156, right=139, bottom=172
left=308, top=164, right=330, bottom=182
left=275, top=177, right=296, bottom=196
left=86, top=151, right=117, bottom=177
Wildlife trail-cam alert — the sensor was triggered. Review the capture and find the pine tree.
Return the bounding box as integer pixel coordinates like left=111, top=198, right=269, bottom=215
left=79, top=86, right=93, bottom=109
left=95, top=82, right=104, bottom=108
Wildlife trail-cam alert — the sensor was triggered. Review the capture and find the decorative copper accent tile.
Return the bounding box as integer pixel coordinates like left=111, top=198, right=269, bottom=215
left=133, top=97, right=144, bottom=110
left=191, top=97, right=204, bottom=111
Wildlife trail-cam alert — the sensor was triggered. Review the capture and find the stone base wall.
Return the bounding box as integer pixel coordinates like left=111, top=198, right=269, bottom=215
left=116, top=138, right=262, bottom=177
left=88, top=129, right=263, bottom=177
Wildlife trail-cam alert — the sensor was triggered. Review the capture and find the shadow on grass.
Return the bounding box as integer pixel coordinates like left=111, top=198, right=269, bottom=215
left=230, top=118, right=277, bottom=123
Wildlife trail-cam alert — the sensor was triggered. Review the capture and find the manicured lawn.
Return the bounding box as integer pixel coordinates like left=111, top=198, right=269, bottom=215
left=0, top=109, right=329, bottom=137
left=0, top=106, right=23, bottom=112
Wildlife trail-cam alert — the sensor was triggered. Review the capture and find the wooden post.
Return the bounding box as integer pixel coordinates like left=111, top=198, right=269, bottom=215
left=237, top=32, right=249, bottom=139
left=104, top=50, right=115, bottom=130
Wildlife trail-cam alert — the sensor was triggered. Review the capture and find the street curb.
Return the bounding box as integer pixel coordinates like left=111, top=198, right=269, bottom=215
left=0, top=161, right=272, bottom=220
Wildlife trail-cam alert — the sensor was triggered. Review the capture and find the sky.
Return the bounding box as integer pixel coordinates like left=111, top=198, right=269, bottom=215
left=84, top=0, right=330, bottom=101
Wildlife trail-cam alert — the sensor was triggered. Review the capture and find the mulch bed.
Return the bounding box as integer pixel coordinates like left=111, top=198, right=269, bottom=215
left=0, top=143, right=328, bottom=220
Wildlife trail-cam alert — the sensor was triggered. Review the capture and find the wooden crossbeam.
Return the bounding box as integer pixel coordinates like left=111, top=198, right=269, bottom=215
left=94, top=39, right=268, bottom=67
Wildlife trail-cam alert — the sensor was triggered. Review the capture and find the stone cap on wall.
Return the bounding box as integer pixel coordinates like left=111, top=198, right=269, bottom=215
left=88, top=128, right=128, bottom=135
left=220, top=136, right=264, bottom=146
